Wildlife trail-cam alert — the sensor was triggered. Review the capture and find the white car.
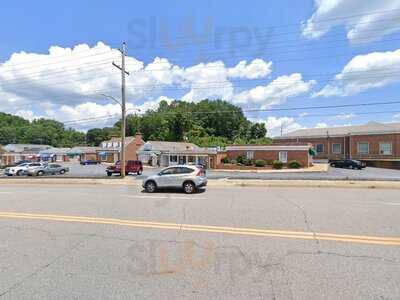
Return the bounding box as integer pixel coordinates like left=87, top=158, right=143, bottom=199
left=5, top=162, right=46, bottom=176
left=142, top=165, right=207, bottom=194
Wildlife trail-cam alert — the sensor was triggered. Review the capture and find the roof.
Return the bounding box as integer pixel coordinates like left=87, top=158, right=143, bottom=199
left=138, top=141, right=201, bottom=153
left=102, top=136, right=136, bottom=145
left=67, top=146, right=100, bottom=154
left=275, top=122, right=400, bottom=139
left=226, top=145, right=311, bottom=151
left=39, top=147, right=71, bottom=155
left=3, top=144, right=51, bottom=153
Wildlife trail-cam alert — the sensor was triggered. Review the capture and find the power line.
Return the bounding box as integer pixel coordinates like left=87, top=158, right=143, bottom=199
left=127, top=8, right=400, bottom=48
left=2, top=30, right=397, bottom=85
left=0, top=49, right=115, bottom=70
left=129, top=18, right=400, bottom=53
left=57, top=100, right=400, bottom=125
left=2, top=69, right=400, bottom=112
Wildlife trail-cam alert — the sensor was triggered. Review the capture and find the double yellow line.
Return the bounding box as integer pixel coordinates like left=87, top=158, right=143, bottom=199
left=0, top=211, right=399, bottom=246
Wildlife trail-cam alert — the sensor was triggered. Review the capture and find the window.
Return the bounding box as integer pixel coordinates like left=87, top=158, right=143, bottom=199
left=177, top=167, right=195, bottom=174
left=379, top=142, right=392, bottom=155
left=332, top=143, right=341, bottom=154
left=278, top=151, right=288, bottom=163
left=188, top=156, right=195, bottom=163
left=246, top=151, right=254, bottom=159
left=160, top=167, right=178, bottom=175
left=357, top=142, right=369, bottom=154
left=169, top=155, right=178, bottom=163
left=316, top=144, right=324, bottom=153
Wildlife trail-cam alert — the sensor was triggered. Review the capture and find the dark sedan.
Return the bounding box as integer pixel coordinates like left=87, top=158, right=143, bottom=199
left=80, top=160, right=101, bottom=165
left=330, top=159, right=366, bottom=170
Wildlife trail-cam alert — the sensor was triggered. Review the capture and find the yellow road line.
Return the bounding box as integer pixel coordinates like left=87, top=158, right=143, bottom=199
left=0, top=212, right=399, bottom=246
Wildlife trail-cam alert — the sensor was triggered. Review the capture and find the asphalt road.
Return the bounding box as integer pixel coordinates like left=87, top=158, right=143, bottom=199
left=138, top=165, right=400, bottom=181
left=2, top=163, right=400, bottom=181
left=0, top=185, right=399, bottom=299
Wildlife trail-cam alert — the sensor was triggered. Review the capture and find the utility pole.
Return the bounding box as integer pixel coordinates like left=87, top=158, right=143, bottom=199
left=112, top=42, right=130, bottom=177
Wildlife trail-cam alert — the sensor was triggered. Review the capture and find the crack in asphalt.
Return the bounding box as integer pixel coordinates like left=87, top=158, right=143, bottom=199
left=278, top=194, right=320, bottom=248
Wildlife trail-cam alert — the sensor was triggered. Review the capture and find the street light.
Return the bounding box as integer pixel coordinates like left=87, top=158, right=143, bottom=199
left=101, top=93, right=126, bottom=178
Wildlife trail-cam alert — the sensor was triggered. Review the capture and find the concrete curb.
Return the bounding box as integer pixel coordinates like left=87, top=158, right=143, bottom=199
left=207, top=179, right=400, bottom=189
left=1, top=177, right=400, bottom=189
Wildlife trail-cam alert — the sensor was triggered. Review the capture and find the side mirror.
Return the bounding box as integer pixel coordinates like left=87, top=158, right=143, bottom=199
left=158, top=172, right=162, bottom=176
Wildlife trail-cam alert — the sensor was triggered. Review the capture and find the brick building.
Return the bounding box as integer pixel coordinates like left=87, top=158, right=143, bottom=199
left=273, top=122, right=400, bottom=167
left=97, top=133, right=144, bottom=163
left=224, top=144, right=313, bottom=167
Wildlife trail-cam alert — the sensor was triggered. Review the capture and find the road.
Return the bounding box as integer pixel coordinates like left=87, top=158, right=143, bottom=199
left=0, top=185, right=399, bottom=299
left=2, top=163, right=400, bottom=181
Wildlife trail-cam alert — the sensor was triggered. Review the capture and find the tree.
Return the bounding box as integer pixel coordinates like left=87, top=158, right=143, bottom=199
left=249, top=123, right=267, bottom=139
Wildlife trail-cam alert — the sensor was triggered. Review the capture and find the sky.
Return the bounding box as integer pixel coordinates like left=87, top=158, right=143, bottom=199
left=1, top=0, right=400, bottom=136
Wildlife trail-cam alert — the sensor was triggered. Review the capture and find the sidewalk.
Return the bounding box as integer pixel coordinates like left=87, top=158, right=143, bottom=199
left=214, top=163, right=328, bottom=173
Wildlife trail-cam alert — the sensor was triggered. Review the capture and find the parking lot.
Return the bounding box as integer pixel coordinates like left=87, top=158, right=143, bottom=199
left=2, top=162, right=400, bottom=181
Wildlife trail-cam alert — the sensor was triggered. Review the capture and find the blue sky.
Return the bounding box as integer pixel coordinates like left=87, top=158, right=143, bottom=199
left=1, top=0, right=400, bottom=135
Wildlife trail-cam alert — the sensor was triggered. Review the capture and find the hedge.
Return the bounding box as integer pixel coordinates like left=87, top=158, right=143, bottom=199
left=255, top=159, right=266, bottom=167
left=272, top=160, right=284, bottom=169
left=288, top=160, right=302, bottom=169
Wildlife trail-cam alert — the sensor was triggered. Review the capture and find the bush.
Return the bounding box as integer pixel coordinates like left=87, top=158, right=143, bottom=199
left=236, top=155, right=246, bottom=164
left=230, top=159, right=237, bottom=164
left=272, top=160, right=284, bottom=169
left=288, top=160, right=302, bottom=169
left=221, top=157, right=230, bottom=164
left=243, top=158, right=253, bottom=166
left=255, top=159, right=266, bottom=167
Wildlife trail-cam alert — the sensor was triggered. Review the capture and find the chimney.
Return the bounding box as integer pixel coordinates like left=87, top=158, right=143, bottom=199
left=135, top=132, right=144, bottom=146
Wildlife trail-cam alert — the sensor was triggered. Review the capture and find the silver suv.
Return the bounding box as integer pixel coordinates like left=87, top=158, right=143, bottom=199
left=143, top=165, right=207, bottom=194
left=5, top=162, right=46, bottom=176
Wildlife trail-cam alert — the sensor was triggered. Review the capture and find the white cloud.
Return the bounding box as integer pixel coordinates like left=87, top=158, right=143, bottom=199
left=233, top=73, right=316, bottom=108
left=251, top=116, right=304, bottom=137
left=15, top=110, right=36, bottom=121
left=0, top=42, right=313, bottom=130
left=302, top=0, right=400, bottom=43
left=329, top=113, right=356, bottom=120
left=315, top=49, right=400, bottom=97
left=228, top=59, right=272, bottom=79
left=315, top=122, right=328, bottom=128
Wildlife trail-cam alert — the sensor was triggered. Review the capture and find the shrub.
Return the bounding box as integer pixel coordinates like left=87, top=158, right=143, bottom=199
left=236, top=155, right=246, bottom=164
left=243, top=158, right=253, bottom=166
left=230, top=159, right=237, bottom=164
left=288, top=160, right=302, bottom=169
left=255, top=159, right=266, bottom=167
left=272, top=160, right=284, bottom=169
left=221, top=157, right=230, bottom=164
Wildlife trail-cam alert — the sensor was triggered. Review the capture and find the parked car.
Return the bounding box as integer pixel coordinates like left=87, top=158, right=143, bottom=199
left=142, top=165, right=207, bottom=194
left=4, top=160, right=32, bottom=168
left=4, top=162, right=46, bottom=176
left=330, top=159, right=366, bottom=170
left=80, top=160, right=101, bottom=165
left=106, top=160, right=143, bottom=176
left=27, top=163, right=69, bottom=176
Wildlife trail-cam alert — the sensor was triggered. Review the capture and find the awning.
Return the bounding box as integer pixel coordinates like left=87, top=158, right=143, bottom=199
left=309, top=148, right=317, bottom=156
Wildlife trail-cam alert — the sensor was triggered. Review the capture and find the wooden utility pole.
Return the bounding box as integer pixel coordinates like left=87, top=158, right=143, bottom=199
left=112, top=42, right=130, bottom=177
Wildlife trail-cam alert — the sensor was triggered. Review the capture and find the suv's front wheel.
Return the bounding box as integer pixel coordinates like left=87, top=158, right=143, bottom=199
left=183, top=181, right=195, bottom=194
left=145, top=181, right=157, bottom=193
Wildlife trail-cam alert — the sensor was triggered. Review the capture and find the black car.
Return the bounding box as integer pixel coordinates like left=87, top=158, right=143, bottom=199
left=80, top=160, right=101, bottom=165
left=330, top=159, right=366, bottom=170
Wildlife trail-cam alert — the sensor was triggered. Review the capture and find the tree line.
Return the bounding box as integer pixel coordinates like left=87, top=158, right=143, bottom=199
left=1, top=99, right=271, bottom=148
left=87, top=99, right=271, bottom=147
